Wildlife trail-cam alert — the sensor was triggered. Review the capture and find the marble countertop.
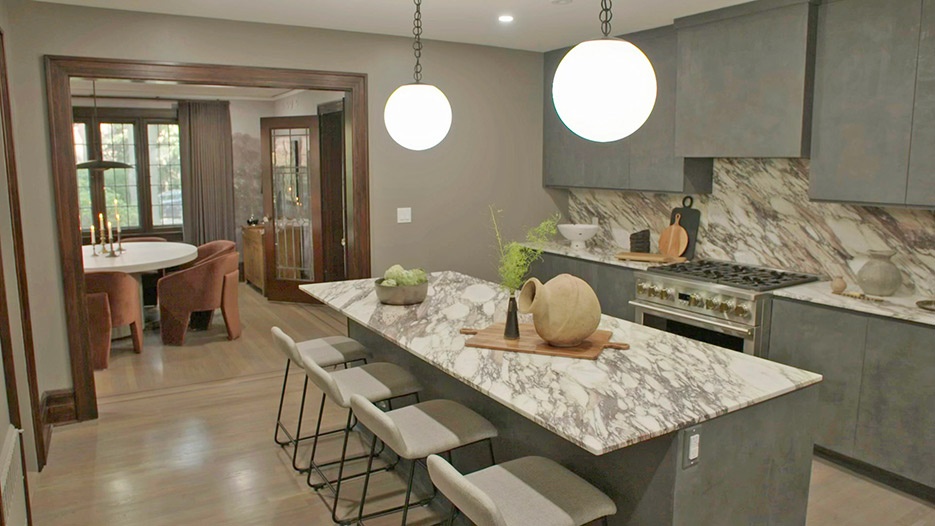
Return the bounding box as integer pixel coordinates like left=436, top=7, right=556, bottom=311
left=772, top=281, right=935, bottom=327
left=521, top=241, right=656, bottom=271
left=300, top=271, right=821, bottom=456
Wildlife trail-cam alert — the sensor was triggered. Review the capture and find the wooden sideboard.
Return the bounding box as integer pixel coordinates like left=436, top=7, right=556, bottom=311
left=242, top=226, right=265, bottom=294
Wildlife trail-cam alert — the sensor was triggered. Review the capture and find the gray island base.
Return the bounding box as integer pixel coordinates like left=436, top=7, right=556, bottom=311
left=301, top=272, right=821, bottom=526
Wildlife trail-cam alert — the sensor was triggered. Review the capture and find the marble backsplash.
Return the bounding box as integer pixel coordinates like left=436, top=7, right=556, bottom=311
left=569, top=158, right=935, bottom=297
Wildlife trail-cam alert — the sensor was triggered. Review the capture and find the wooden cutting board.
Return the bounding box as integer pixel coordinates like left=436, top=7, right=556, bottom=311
left=460, top=323, right=629, bottom=360
left=616, top=252, right=687, bottom=263
left=658, top=213, right=690, bottom=258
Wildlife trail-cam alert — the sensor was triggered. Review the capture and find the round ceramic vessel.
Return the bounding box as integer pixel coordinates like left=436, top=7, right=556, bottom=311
left=374, top=278, right=428, bottom=305
left=856, top=250, right=901, bottom=297
left=518, top=273, right=601, bottom=347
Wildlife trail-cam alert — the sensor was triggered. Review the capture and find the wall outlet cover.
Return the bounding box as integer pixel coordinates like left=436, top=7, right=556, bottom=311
left=682, top=425, right=701, bottom=469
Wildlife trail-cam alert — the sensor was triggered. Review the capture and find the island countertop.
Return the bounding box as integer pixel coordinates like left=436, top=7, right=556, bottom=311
left=300, top=271, right=821, bottom=456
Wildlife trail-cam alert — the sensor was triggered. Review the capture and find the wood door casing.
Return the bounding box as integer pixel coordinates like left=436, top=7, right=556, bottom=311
left=318, top=101, right=346, bottom=283
left=261, top=115, right=323, bottom=303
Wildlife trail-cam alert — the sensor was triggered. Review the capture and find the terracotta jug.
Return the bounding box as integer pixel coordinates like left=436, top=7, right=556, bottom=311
left=517, top=274, right=601, bottom=347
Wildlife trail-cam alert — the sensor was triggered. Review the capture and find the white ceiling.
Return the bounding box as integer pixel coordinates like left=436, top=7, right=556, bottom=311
left=69, top=78, right=308, bottom=100
left=44, top=0, right=752, bottom=52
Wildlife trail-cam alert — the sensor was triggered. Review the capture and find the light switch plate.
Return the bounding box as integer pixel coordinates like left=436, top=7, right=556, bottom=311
left=397, top=207, right=412, bottom=224
left=682, top=425, right=701, bottom=469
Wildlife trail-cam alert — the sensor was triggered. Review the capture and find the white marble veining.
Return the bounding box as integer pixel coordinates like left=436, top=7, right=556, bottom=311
left=301, top=271, right=821, bottom=456
left=774, top=280, right=935, bottom=327
left=521, top=240, right=656, bottom=271
left=569, top=159, right=935, bottom=299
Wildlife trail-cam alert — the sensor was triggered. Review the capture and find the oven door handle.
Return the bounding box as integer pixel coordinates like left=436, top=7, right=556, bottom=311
left=630, top=300, right=755, bottom=339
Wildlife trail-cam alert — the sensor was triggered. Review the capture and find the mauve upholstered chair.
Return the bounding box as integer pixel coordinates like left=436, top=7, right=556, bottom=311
left=176, top=239, right=236, bottom=271
left=122, top=236, right=167, bottom=243
left=158, top=251, right=241, bottom=345
left=85, top=272, right=144, bottom=369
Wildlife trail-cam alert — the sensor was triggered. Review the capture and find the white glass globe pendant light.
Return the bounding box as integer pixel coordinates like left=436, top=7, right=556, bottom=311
left=552, top=0, right=657, bottom=143
left=384, top=0, right=452, bottom=151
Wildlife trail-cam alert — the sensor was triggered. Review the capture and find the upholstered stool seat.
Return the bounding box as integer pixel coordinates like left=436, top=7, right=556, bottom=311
left=350, top=394, right=499, bottom=524
left=428, top=455, right=617, bottom=526
left=296, top=336, right=368, bottom=368
left=327, top=363, right=423, bottom=407
left=271, top=328, right=371, bottom=472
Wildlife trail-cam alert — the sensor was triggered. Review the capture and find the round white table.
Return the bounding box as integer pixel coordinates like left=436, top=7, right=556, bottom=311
left=82, top=242, right=197, bottom=274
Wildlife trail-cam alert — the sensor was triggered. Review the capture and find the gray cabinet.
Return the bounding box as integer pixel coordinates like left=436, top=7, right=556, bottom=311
left=855, top=318, right=935, bottom=487
left=529, top=253, right=637, bottom=322
left=674, top=0, right=818, bottom=158
left=768, top=299, right=867, bottom=456
left=543, top=27, right=712, bottom=192
left=810, top=0, right=922, bottom=205
left=908, top=0, right=935, bottom=205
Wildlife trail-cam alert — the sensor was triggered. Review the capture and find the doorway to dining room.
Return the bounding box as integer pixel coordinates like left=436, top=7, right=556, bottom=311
left=45, top=57, right=371, bottom=423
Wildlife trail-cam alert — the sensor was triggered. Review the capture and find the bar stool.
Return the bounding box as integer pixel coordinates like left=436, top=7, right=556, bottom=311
left=427, top=454, right=617, bottom=526
left=270, top=327, right=369, bottom=472
left=350, top=393, right=499, bottom=525
left=288, top=340, right=423, bottom=524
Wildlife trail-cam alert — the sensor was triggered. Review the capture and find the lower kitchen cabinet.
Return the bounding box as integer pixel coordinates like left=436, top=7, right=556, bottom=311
left=529, top=253, right=637, bottom=322
left=855, top=318, right=935, bottom=487
left=769, top=297, right=935, bottom=489
left=769, top=299, right=867, bottom=456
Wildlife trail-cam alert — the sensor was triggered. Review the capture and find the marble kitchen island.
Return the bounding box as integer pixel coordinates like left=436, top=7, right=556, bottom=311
left=301, top=271, right=822, bottom=525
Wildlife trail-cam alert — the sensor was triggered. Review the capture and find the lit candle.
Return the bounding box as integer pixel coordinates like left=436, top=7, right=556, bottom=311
left=107, top=221, right=113, bottom=244
left=98, top=212, right=105, bottom=240
left=116, top=212, right=121, bottom=235
left=90, top=224, right=95, bottom=245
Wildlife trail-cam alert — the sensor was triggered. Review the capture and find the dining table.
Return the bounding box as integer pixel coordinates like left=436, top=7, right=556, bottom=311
left=82, top=241, right=198, bottom=332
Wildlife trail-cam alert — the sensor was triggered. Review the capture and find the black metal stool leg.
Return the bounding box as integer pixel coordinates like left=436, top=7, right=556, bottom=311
left=357, top=434, right=381, bottom=523
left=274, top=360, right=292, bottom=446
left=289, top=375, right=309, bottom=470
left=330, top=410, right=355, bottom=524
left=400, top=458, right=417, bottom=525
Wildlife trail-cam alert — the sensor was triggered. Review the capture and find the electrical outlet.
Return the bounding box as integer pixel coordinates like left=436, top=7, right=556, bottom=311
left=682, top=426, right=701, bottom=469
left=397, top=207, right=412, bottom=224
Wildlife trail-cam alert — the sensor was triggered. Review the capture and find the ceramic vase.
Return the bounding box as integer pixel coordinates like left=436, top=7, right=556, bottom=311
left=857, top=250, right=901, bottom=296
left=517, top=274, right=601, bottom=347
left=504, top=293, right=520, bottom=340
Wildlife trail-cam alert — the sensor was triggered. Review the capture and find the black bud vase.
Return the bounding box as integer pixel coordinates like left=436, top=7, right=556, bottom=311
left=504, top=294, right=520, bottom=340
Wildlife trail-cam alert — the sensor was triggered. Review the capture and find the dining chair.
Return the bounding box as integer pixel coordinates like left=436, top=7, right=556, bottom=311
left=427, top=454, right=617, bottom=526
left=158, top=251, right=241, bottom=345
left=85, top=271, right=144, bottom=369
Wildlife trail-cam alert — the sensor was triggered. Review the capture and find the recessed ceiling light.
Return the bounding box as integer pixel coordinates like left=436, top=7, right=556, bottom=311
left=498, top=14, right=514, bottom=23
left=552, top=0, right=573, bottom=4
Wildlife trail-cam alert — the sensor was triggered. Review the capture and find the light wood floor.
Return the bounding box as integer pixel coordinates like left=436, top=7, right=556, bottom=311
left=30, top=285, right=935, bottom=525
left=94, top=283, right=345, bottom=397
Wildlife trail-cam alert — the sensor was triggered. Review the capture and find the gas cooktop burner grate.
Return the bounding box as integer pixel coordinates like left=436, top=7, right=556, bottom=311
left=646, top=260, right=819, bottom=292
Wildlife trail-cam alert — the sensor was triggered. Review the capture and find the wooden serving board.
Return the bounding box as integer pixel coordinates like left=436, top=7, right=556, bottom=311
left=460, top=323, right=629, bottom=360
left=616, top=252, right=687, bottom=264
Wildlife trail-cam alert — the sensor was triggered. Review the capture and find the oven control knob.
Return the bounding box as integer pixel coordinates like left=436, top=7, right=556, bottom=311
left=719, top=300, right=736, bottom=313
left=648, top=285, right=661, bottom=297
left=735, top=303, right=751, bottom=318
left=705, top=297, right=718, bottom=310
left=660, top=288, right=674, bottom=300
left=689, top=293, right=704, bottom=307
left=636, top=282, right=648, bottom=295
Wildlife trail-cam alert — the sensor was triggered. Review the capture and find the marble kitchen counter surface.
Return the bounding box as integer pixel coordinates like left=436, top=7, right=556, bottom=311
left=521, top=241, right=657, bottom=271
left=301, top=271, right=821, bottom=455
left=773, top=281, right=935, bottom=327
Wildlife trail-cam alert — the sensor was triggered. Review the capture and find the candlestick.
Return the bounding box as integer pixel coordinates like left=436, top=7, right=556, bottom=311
left=98, top=212, right=105, bottom=237
left=106, top=221, right=118, bottom=257
left=90, top=224, right=95, bottom=245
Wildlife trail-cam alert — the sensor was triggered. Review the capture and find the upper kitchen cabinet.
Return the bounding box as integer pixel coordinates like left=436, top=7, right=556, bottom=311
left=810, top=0, right=933, bottom=206
left=907, top=0, right=935, bottom=206
left=543, top=26, right=713, bottom=193
left=674, top=0, right=818, bottom=158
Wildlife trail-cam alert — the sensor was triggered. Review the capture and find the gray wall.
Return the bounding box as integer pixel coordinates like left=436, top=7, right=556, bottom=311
left=1, top=0, right=564, bottom=393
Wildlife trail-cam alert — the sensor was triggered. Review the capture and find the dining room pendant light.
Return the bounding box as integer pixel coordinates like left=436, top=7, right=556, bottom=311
left=552, top=0, right=657, bottom=143
left=77, top=80, right=133, bottom=171
left=384, top=0, right=452, bottom=151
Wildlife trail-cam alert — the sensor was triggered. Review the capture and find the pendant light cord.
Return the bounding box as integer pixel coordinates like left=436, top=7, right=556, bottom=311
left=600, top=0, right=613, bottom=38
left=412, top=0, right=423, bottom=83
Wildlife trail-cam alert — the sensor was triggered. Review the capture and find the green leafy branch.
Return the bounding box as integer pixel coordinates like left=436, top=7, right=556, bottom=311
left=489, top=206, right=560, bottom=292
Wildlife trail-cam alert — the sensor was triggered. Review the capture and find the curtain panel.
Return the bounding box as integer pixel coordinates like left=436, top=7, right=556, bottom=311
left=178, top=101, right=236, bottom=245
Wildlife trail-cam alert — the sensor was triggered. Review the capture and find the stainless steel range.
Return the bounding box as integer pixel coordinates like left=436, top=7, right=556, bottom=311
left=631, top=261, right=820, bottom=357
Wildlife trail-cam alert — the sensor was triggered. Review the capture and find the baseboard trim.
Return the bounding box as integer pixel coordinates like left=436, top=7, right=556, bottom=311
left=815, top=446, right=935, bottom=504
left=40, top=389, right=77, bottom=426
